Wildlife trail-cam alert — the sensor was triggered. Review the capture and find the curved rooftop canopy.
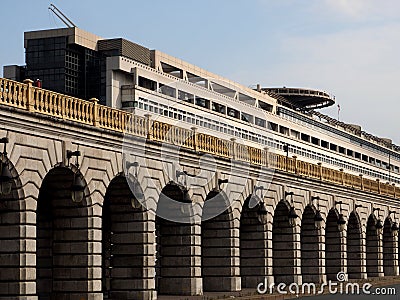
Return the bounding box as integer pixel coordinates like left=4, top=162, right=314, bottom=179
left=262, top=87, right=335, bottom=110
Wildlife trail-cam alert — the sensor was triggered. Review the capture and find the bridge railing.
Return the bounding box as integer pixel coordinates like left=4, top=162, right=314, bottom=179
left=0, top=77, right=398, bottom=199
left=0, top=78, right=27, bottom=109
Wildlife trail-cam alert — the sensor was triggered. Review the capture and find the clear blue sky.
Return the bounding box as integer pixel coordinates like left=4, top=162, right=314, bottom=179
left=1, top=0, right=399, bottom=144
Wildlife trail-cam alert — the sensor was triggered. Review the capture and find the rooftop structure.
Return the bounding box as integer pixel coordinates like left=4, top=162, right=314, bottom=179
left=263, top=87, right=335, bottom=110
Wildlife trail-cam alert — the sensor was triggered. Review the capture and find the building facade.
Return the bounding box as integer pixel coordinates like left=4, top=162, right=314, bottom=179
left=1, top=26, right=400, bottom=300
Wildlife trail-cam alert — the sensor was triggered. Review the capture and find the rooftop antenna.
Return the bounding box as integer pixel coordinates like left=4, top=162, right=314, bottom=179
left=48, top=4, right=76, bottom=28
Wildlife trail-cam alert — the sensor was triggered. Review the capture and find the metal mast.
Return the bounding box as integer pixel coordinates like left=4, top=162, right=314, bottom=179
left=48, top=4, right=76, bottom=28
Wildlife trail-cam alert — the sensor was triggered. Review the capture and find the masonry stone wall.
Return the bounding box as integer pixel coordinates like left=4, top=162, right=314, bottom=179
left=1, top=107, right=400, bottom=299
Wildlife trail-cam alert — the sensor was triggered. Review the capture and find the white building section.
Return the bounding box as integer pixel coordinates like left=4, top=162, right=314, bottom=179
left=103, top=52, right=400, bottom=185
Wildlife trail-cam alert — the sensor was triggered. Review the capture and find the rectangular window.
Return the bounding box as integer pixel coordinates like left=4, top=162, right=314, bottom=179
left=311, top=137, right=320, bottom=146
left=347, top=149, right=354, bottom=157
left=178, top=90, right=194, bottom=103
left=268, top=122, right=278, bottom=132
left=226, top=107, right=240, bottom=119
left=291, top=130, right=300, bottom=139
left=258, top=101, right=273, bottom=112
left=138, top=76, right=157, bottom=91
left=301, top=133, right=310, bottom=143
left=241, top=112, right=254, bottom=123
left=212, top=102, right=226, bottom=114
left=195, top=97, right=210, bottom=109
left=255, top=117, right=266, bottom=128
left=159, top=84, right=176, bottom=98
left=330, top=144, right=338, bottom=151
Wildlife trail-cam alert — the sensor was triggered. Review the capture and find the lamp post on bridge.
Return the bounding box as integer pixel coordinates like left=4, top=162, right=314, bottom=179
left=0, top=137, right=13, bottom=196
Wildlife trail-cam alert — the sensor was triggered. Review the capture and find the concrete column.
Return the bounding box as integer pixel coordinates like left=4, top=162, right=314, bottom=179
left=293, top=223, right=303, bottom=285
left=394, top=233, right=399, bottom=276
left=359, top=230, right=368, bottom=279
left=51, top=200, right=102, bottom=300
left=340, top=229, right=348, bottom=276
left=108, top=212, right=156, bottom=300
left=240, top=210, right=268, bottom=288
left=366, top=218, right=384, bottom=278
left=377, top=232, right=384, bottom=277
left=0, top=196, right=37, bottom=300
left=202, top=209, right=241, bottom=292
left=265, top=219, right=274, bottom=286
left=318, top=229, right=327, bottom=283
left=301, top=206, right=325, bottom=284
left=272, top=201, right=301, bottom=285
left=157, top=219, right=202, bottom=295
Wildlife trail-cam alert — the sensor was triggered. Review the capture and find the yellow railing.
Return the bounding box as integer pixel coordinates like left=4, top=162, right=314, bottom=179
left=0, top=77, right=398, bottom=199
left=0, top=78, right=27, bottom=109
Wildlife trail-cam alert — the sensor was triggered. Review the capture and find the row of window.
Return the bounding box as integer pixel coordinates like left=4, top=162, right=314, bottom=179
left=138, top=76, right=273, bottom=122
left=132, top=97, right=399, bottom=184
left=279, top=107, right=400, bottom=161
left=140, top=76, right=387, bottom=170
left=136, top=76, right=399, bottom=178
left=277, top=110, right=398, bottom=174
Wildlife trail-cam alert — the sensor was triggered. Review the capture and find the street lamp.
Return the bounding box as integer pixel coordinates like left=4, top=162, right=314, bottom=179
left=257, top=201, right=268, bottom=224
left=254, top=186, right=267, bottom=224
left=285, top=191, right=298, bottom=227
left=218, top=178, right=229, bottom=191
left=126, top=161, right=143, bottom=208
left=375, top=219, right=384, bottom=234
left=311, top=196, right=324, bottom=230
left=175, top=171, right=193, bottom=214
left=392, top=222, right=399, bottom=234
left=0, top=138, right=13, bottom=196
left=389, top=210, right=399, bottom=236
left=176, top=170, right=187, bottom=186
left=373, top=208, right=383, bottom=234
left=335, top=201, right=346, bottom=232
left=71, top=174, right=85, bottom=203
left=180, top=186, right=192, bottom=215
left=337, top=214, right=346, bottom=232
left=67, top=150, right=85, bottom=203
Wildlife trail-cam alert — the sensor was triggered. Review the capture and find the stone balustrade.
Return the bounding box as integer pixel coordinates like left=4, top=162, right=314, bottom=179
left=1, top=77, right=399, bottom=199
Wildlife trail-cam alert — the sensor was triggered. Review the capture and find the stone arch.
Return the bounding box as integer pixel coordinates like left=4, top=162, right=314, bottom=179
left=155, top=181, right=202, bottom=296
left=240, top=195, right=268, bottom=288
left=272, top=200, right=297, bottom=284
left=36, top=166, right=99, bottom=299
left=301, top=205, right=323, bottom=283
left=102, top=174, right=155, bottom=300
left=347, top=212, right=363, bottom=279
left=383, top=217, right=397, bottom=276
left=202, top=190, right=240, bottom=292
left=325, top=208, right=343, bottom=281
left=0, top=157, right=29, bottom=299
left=366, top=214, right=382, bottom=277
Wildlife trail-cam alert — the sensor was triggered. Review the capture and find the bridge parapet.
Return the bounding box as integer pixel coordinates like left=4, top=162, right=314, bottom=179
left=0, top=77, right=399, bottom=199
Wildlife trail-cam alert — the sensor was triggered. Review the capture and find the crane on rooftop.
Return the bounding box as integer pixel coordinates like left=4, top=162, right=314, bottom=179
left=48, top=3, right=76, bottom=28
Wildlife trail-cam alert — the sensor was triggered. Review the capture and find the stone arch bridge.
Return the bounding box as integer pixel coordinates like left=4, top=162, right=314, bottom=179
left=0, top=78, right=399, bottom=299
